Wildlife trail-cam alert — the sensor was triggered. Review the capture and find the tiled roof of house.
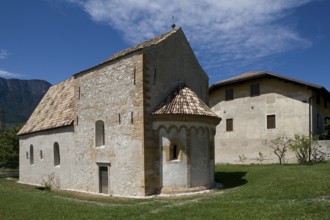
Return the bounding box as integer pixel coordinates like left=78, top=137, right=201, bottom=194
left=75, top=28, right=181, bottom=76
left=153, top=85, right=218, bottom=118
left=210, top=71, right=326, bottom=93
left=18, top=77, right=75, bottom=135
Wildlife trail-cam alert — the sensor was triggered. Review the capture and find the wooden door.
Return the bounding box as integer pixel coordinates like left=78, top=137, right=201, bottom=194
left=99, top=166, right=108, bottom=194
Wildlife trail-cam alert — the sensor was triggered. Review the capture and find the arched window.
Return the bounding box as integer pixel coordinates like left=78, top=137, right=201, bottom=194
left=30, top=145, right=34, bottom=165
left=171, top=144, right=178, bottom=160
left=54, top=142, right=60, bottom=166
left=169, top=141, right=182, bottom=161
left=95, top=120, right=105, bottom=147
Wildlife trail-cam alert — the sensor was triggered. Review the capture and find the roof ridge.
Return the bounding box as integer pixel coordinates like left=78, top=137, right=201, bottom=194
left=75, top=28, right=181, bottom=76
left=210, top=71, right=328, bottom=93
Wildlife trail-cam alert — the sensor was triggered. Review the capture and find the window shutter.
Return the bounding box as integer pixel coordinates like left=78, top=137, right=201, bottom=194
left=250, top=84, right=260, bottom=97
left=226, top=119, right=233, bottom=131
left=267, top=115, right=276, bottom=129
left=225, top=89, right=234, bottom=101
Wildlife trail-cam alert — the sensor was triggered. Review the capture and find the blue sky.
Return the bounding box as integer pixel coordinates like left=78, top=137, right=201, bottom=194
left=0, top=0, right=329, bottom=89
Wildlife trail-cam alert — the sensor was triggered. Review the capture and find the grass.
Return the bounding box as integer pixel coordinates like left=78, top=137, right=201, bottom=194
left=1, top=163, right=330, bottom=219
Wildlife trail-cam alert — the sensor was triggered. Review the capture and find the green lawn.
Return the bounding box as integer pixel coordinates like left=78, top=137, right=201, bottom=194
left=1, top=163, right=330, bottom=219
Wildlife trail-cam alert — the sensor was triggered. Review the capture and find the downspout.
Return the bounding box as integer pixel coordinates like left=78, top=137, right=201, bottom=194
left=309, top=94, right=318, bottom=163
left=309, top=96, right=312, bottom=163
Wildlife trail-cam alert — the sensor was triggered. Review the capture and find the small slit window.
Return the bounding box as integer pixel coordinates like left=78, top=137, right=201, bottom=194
left=95, top=120, right=105, bottom=146
left=40, top=150, right=43, bottom=160
left=267, top=115, right=276, bottom=129
left=171, top=144, right=179, bottom=160
left=30, top=145, right=34, bottom=165
left=54, top=142, right=60, bottom=166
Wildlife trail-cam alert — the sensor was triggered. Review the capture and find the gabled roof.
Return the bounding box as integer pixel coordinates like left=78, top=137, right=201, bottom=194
left=18, top=77, right=75, bottom=135
left=209, top=71, right=330, bottom=97
left=153, top=84, right=219, bottom=118
left=75, top=28, right=181, bottom=76
left=18, top=29, right=185, bottom=135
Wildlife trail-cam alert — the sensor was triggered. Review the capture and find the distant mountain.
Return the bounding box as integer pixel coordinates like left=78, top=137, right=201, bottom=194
left=0, top=77, right=51, bottom=126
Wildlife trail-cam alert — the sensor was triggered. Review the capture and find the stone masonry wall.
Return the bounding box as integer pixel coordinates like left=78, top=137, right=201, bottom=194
left=74, top=53, right=145, bottom=196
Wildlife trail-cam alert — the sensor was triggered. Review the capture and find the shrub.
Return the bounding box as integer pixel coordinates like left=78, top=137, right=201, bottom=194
left=256, top=152, right=266, bottom=164
left=269, top=137, right=290, bottom=164
left=238, top=154, right=247, bottom=165
left=289, top=135, right=325, bottom=164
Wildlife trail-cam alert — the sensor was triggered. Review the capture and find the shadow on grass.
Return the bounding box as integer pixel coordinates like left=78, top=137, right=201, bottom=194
left=215, top=171, right=248, bottom=189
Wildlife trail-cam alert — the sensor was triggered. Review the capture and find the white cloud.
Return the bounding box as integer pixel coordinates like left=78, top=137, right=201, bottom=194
left=0, top=49, right=9, bottom=60
left=65, top=0, right=312, bottom=78
left=0, top=69, right=20, bottom=78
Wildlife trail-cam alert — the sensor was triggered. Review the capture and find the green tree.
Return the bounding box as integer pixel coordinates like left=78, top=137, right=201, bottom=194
left=0, top=125, right=22, bottom=168
left=0, top=109, right=6, bottom=132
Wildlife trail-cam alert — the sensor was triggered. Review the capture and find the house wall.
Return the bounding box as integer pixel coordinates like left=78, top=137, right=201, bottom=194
left=311, top=95, right=330, bottom=137
left=142, top=29, right=210, bottom=194
left=318, top=140, right=330, bottom=160
left=210, top=78, right=314, bottom=164
left=19, top=126, right=74, bottom=189
left=74, top=53, right=145, bottom=196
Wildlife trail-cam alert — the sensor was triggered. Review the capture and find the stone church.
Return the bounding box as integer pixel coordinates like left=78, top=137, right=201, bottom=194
left=18, top=28, right=221, bottom=197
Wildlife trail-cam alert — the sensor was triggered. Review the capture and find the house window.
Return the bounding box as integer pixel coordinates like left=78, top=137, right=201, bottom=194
left=225, top=88, right=234, bottom=101
left=95, top=120, right=105, bottom=146
left=54, top=142, right=60, bottom=166
left=30, top=145, right=34, bottom=165
left=267, top=115, right=276, bottom=129
left=250, top=84, right=260, bottom=97
left=226, top=119, right=233, bottom=131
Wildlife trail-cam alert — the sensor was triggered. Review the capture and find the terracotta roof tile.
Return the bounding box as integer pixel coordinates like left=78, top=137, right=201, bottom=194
left=210, top=71, right=325, bottom=91
left=153, top=85, right=218, bottom=117
left=18, top=77, right=75, bottom=135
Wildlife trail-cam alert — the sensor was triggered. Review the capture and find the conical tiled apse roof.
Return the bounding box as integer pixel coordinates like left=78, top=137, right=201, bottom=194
left=153, top=84, right=218, bottom=118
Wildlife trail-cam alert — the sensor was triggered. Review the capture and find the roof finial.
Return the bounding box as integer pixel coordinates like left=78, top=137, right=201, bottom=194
left=171, top=15, right=176, bottom=30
